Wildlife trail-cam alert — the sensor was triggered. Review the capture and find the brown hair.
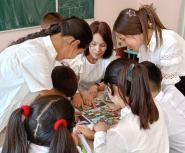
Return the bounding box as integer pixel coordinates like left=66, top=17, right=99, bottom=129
left=113, top=4, right=166, bottom=49
left=118, top=62, right=159, bottom=129
left=84, top=21, right=113, bottom=58
left=41, top=12, right=63, bottom=29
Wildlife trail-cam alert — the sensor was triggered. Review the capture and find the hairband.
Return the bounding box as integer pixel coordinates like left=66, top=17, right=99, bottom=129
left=21, top=105, right=30, bottom=117
left=54, top=119, right=67, bottom=131
left=126, top=9, right=136, bottom=17
left=127, top=64, right=135, bottom=82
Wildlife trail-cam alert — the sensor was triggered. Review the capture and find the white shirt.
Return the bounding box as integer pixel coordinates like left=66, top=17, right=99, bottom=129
left=63, top=53, right=116, bottom=91
left=94, top=103, right=169, bottom=153
left=155, top=85, right=185, bottom=153
left=138, top=29, right=185, bottom=85
left=0, top=143, right=82, bottom=153
left=0, top=36, right=57, bottom=132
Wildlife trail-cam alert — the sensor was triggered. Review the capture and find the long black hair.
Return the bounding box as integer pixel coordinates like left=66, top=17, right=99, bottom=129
left=10, top=16, right=92, bottom=49
left=2, top=95, right=78, bottom=153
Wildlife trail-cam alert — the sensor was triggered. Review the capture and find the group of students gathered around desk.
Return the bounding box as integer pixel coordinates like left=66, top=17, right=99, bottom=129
left=0, top=4, right=185, bottom=153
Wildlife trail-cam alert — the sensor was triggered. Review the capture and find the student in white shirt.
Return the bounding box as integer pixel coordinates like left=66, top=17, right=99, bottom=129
left=79, top=58, right=169, bottom=153
left=0, top=95, right=82, bottom=153
left=0, top=16, right=92, bottom=133
left=141, top=61, right=185, bottom=153
left=113, top=4, right=185, bottom=96
left=63, top=21, right=116, bottom=107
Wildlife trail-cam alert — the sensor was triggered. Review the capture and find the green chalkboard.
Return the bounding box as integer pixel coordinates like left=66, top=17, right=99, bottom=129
left=59, top=0, right=94, bottom=19
left=0, top=0, right=55, bottom=31
left=0, top=0, right=94, bottom=31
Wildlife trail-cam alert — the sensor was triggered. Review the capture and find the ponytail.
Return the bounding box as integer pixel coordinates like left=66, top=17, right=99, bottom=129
left=10, top=24, right=61, bottom=46
left=118, top=63, right=159, bottom=129
left=2, top=108, right=29, bottom=153
left=137, top=4, right=166, bottom=48
left=49, top=126, right=78, bottom=153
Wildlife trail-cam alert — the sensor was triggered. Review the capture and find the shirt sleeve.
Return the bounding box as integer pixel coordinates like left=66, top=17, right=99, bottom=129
left=160, top=42, right=182, bottom=85
left=21, top=53, right=53, bottom=92
left=94, top=130, right=128, bottom=153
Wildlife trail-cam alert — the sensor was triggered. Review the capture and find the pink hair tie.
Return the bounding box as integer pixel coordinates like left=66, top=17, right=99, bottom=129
left=54, top=119, right=67, bottom=131
left=21, top=105, right=30, bottom=117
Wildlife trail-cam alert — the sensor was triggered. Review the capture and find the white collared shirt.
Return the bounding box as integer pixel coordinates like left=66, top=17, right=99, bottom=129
left=138, top=29, right=185, bottom=85
left=0, top=36, right=57, bottom=132
left=0, top=143, right=82, bottom=153
left=94, top=104, right=169, bottom=153
left=155, top=85, right=185, bottom=153
left=62, top=53, right=117, bottom=91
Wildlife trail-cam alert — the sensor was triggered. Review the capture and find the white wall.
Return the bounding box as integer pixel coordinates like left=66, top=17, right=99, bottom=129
left=0, top=0, right=183, bottom=51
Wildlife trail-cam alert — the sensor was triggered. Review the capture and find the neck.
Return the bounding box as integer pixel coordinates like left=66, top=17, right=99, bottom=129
left=151, top=90, right=160, bottom=98
left=87, top=54, right=97, bottom=64
left=40, top=88, right=65, bottom=97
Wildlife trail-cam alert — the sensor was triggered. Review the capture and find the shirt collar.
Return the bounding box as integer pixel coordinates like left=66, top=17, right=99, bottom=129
left=120, top=106, right=131, bottom=119
left=154, top=90, right=164, bottom=103
left=29, top=143, right=49, bottom=153
left=43, top=36, right=57, bottom=60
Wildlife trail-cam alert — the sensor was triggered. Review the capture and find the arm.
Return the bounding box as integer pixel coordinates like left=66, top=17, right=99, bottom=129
left=160, top=43, right=183, bottom=85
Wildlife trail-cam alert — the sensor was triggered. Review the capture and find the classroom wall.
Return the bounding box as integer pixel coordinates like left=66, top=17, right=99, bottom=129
left=0, top=0, right=183, bottom=51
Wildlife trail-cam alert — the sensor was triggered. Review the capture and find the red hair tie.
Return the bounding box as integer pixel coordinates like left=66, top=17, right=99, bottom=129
left=21, top=105, right=30, bottom=117
left=54, top=119, right=67, bottom=131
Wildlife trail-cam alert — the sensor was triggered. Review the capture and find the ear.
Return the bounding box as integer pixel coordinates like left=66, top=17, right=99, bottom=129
left=64, top=36, right=75, bottom=44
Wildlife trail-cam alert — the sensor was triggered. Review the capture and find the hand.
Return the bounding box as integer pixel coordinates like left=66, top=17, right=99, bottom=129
left=88, top=85, right=98, bottom=98
left=72, top=93, right=84, bottom=108
left=108, top=103, right=121, bottom=112
left=71, top=133, right=80, bottom=145
left=76, top=125, right=95, bottom=140
left=80, top=90, right=94, bottom=107
left=94, top=122, right=110, bottom=132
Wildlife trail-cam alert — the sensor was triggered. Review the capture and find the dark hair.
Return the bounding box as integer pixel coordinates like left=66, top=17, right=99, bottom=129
left=113, top=4, right=166, bottom=49
left=104, top=58, right=130, bottom=95
left=41, top=12, right=63, bottom=29
left=141, top=61, right=162, bottom=91
left=2, top=95, right=78, bottom=153
left=10, top=16, right=92, bottom=49
left=51, top=65, right=78, bottom=97
left=84, top=21, right=113, bottom=58
left=118, top=62, right=159, bottom=129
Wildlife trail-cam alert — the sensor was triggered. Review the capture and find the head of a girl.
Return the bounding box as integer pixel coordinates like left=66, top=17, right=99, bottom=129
left=113, top=4, right=165, bottom=51
left=11, top=16, right=93, bottom=61
left=84, top=21, right=113, bottom=60
left=2, top=95, right=78, bottom=153
left=104, top=58, right=159, bottom=129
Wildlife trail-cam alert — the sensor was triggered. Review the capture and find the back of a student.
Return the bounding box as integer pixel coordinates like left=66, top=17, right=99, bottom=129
left=160, top=85, right=185, bottom=153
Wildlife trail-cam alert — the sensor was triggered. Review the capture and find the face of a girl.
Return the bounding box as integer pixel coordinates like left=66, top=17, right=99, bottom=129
left=89, top=33, right=107, bottom=59
left=116, top=33, right=143, bottom=51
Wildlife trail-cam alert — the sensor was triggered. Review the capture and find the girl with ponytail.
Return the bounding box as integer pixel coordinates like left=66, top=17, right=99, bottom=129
left=113, top=4, right=185, bottom=96
left=80, top=59, right=169, bottom=153
left=1, top=95, right=80, bottom=153
left=0, top=16, right=92, bottom=134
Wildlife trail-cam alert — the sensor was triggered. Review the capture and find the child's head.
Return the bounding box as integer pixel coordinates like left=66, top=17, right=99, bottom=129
left=41, top=12, right=63, bottom=29
left=2, top=95, right=78, bottom=153
left=84, top=21, right=113, bottom=59
left=51, top=65, right=78, bottom=98
left=104, top=58, right=129, bottom=96
left=141, top=61, right=162, bottom=93
left=118, top=62, right=159, bottom=129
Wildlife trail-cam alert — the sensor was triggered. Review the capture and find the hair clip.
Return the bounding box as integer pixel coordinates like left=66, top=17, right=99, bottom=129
left=21, top=105, right=30, bottom=117
left=54, top=119, right=67, bottom=131
left=126, top=9, right=136, bottom=17
left=126, top=64, right=135, bottom=82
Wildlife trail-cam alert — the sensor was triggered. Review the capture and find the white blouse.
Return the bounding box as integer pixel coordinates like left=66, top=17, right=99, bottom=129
left=0, top=36, right=57, bottom=132
left=62, top=53, right=116, bottom=91
left=155, top=85, right=185, bottom=153
left=138, top=29, right=185, bottom=85
left=94, top=104, right=169, bottom=153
